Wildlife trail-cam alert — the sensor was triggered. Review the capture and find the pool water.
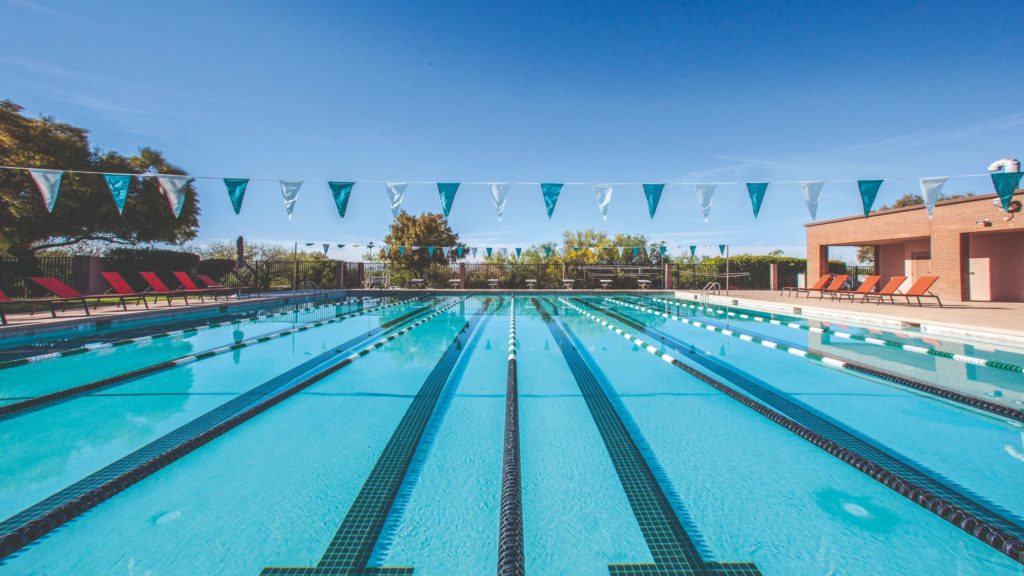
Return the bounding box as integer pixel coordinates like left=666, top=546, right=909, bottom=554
left=0, top=293, right=1022, bottom=575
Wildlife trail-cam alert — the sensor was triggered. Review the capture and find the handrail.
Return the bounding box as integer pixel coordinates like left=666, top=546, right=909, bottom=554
left=698, top=281, right=721, bottom=304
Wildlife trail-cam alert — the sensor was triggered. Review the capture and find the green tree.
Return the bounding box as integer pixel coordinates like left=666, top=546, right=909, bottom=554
left=381, top=211, right=463, bottom=270
left=0, top=100, right=199, bottom=266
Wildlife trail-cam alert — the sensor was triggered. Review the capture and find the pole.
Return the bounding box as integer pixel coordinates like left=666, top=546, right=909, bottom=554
left=725, top=244, right=730, bottom=296
left=292, top=241, right=298, bottom=293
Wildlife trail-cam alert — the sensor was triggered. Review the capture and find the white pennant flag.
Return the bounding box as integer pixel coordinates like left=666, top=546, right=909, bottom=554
left=617, top=246, right=625, bottom=257
left=442, top=246, right=451, bottom=257
left=156, top=175, right=192, bottom=218
left=489, top=183, right=511, bottom=221
left=919, top=177, right=948, bottom=219
left=279, top=180, right=303, bottom=219
left=592, top=184, right=613, bottom=221
left=471, top=247, right=478, bottom=258
left=385, top=182, right=407, bottom=218
left=28, top=169, right=63, bottom=213
left=801, top=181, right=824, bottom=220
left=694, top=184, right=717, bottom=222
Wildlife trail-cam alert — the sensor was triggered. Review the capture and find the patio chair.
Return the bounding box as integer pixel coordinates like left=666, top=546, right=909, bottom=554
left=99, top=271, right=162, bottom=309
left=174, top=271, right=237, bottom=299
left=903, top=276, right=942, bottom=307
left=196, top=273, right=249, bottom=297
left=862, top=276, right=907, bottom=304
left=830, top=275, right=881, bottom=301
left=138, top=272, right=195, bottom=304
left=0, top=289, right=8, bottom=325
left=818, top=274, right=849, bottom=299
left=782, top=274, right=831, bottom=297
left=27, top=277, right=94, bottom=317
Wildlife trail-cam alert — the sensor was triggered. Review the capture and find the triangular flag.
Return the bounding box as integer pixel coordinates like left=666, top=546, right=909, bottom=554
left=589, top=247, right=599, bottom=255
left=437, top=182, right=459, bottom=218
left=801, top=181, right=824, bottom=220
left=383, top=245, right=391, bottom=256
left=919, top=177, right=948, bottom=219
left=399, top=246, right=407, bottom=257
left=104, top=174, right=131, bottom=215
left=338, top=243, right=346, bottom=248
left=689, top=245, right=696, bottom=257
left=746, top=182, right=769, bottom=218
left=328, top=182, right=355, bottom=218
left=632, top=247, right=640, bottom=257
left=486, top=247, right=493, bottom=257
left=991, top=172, right=1023, bottom=211
left=617, top=246, right=625, bottom=257
left=694, top=184, right=716, bottom=222
left=223, top=178, right=248, bottom=215
left=428, top=246, right=436, bottom=257
left=544, top=246, right=552, bottom=257
left=156, top=175, right=192, bottom=218
left=279, top=180, right=303, bottom=219
left=305, top=242, right=314, bottom=246
left=500, top=247, right=509, bottom=256
left=592, top=184, right=613, bottom=221
left=719, top=244, right=727, bottom=256
left=442, top=246, right=451, bottom=257
left=515, top=247, right=522, bottom=258
left=28, top=169, right=63, bottom=213
left=642, top=184, right=665, bottom=219
left=489, top=183, right=511, bottom=221
left=457, top=246, right=464, bottom=258
left=660, top=244, right=667, bottom=256
left=541, top=183, right=563, bottom=218
left=858, top=180, right=883, bottom=217
left=386, top=182, right=407, bottom=218
left=322, top=243, right=330, bottom=255
left=471, top=247, right=478, bottom=258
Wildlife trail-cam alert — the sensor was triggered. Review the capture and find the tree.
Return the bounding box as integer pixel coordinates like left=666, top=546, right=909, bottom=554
left=381, top=211, right=463, bottom=270
left=767, top=249, right=785, bottom=257
left=0, top=100, right=199, bottom=266
left=877, top=192, right=974, bottom=211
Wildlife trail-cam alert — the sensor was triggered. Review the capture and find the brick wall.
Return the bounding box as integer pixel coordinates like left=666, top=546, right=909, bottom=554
left=806, top=190, right=1024, bottom=301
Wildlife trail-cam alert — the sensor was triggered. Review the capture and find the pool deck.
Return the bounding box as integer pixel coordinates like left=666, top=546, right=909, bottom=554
left=675, top=289, right=1024, bottom=347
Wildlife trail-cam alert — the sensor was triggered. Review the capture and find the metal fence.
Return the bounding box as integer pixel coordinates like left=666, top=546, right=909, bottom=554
left=0, top=256, right=75, bottom=297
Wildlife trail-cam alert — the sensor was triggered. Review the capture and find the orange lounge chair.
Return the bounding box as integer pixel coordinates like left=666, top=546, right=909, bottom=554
left=830, top=275, right=881, bottom=301
left=818, top=274, right=849, bottom=299
left=903, top=276, right=942, bottom=307
left=862, top=276, right=907, bottom=304
left=174, top=271, right=237, bottom=299
left=27, top=277, right=95, bottom=317
left=138, top=272, right=195, bottom=304
left=781, top=274, right=830, bottom=297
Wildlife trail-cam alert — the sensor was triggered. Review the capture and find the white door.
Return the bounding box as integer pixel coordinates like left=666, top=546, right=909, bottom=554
left=969, top=257, right=991, bottom=301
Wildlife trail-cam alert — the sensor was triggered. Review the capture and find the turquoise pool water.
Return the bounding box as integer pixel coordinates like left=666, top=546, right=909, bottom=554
left=0, top=294, right=1021, bottom=575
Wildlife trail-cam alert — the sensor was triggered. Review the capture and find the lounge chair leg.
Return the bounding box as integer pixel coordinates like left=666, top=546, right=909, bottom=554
left=49, top=302, right=58, bottom=318
left=82, top=299, right=90, bottom=316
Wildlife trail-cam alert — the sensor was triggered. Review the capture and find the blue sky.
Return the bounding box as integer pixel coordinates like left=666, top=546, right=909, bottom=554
left=2, top=0, right=1022, bottom=260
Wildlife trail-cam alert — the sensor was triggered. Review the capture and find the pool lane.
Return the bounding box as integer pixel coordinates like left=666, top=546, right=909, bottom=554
left=0, top=301, right=471, bottom=574
left=553, top=299, right=1024, bottom=574
left=569, top=297, right=1024, bottom=564
left=0, top=300, right=438, bottom=527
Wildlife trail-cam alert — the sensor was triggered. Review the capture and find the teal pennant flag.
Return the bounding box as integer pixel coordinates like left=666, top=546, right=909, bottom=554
left=746, top=182, right=769, bottom=218
left=224, top=178, right=248, bottom=215
left=437, top=183, right=459, bottom=218
left=991, top=172, right=1023, bottom=211
left=719, top=244, right=727, bottom=255
left=642, top=184, right=665, bottom=219
left=104, top=174, right=131, bottom=214
left=541, top=183, right=563, bottom=218
left=858, top=180, right=884, bottom=217
left=457, top=246, right=464, bottom=258
left=689, top=245, right=697, bottom=257
left=632, top=247, right=640, bottom=257
left=399, top=246, right=407, bottom=257
left=328, top=182, right=355, bottom=218
left=544, top=246, right=552, bottom=257
left=428, top=246, right=436, bottom=257
left=486, top=247, right=493, bottom=257
left=515, top=247, right=522, bottom=258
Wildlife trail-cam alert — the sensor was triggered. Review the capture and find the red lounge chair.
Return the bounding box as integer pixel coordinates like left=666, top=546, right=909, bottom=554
left=903, top=276, right=942, bottom=307
left=173, top=271, right=236, bottom=299
left=139, top=272, right=195, bottom=304
left=818, top=274, right=849, bottom=299
left=27, top=277, right=93, bottom=317
left=100, top=271, right=172, bottom=308
left=196, top=274, right=247, bottom=298
left=0, top=289, right=8, bottom=325
left=862, top=276, right=908, bottom=304
left=830, top=275, right=881, bottom=301
left=781, top=274, right=830, bottom=297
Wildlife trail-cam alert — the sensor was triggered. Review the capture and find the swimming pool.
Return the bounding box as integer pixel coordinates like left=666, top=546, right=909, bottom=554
left=0, top=293, right=1022, bottom=575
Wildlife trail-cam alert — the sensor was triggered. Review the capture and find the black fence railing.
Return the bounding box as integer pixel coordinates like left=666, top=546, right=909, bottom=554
left=0, top=256, right=75, bottom=298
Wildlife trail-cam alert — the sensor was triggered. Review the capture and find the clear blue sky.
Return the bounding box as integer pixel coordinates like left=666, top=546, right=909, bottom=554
left=2, top=0, right=1022, bottom=260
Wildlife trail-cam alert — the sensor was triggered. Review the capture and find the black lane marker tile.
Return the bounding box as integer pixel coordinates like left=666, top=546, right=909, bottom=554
left=260, top=300, right=495, bottom=576
left=576, top=297, right=1024, bottom=565
left=0, top=302, right=443, bottom=562
left=497, top=298, right=524, bottom=576
left=0, top=300, right=424, bottom=422
left=532, top=298, right=761, bottom=576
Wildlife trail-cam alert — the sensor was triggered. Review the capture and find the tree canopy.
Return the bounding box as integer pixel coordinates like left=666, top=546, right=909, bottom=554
left=484, top=229, right=666, bottom=266
left=380, top=211, right=463, bottom=269
left=0, top=100, right=199, bottom=260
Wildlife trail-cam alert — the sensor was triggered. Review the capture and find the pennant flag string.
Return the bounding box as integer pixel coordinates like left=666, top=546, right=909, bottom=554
left=104, top=174, right=131, bottom=214
left=156, top=175, right=192, bottom=218
left=328, top=181, right=355, bottom=218
left=279, top=180, right=303, bottom=219
left=28, top=169, right=63, bottom=213
left=224, top=178, right=248, bottom=215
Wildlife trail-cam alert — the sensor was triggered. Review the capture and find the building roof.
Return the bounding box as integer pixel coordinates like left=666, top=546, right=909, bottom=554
left=804, top=190, right=1022, bottom=228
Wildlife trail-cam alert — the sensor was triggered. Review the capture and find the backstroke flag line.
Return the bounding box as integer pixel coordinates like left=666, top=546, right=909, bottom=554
left=328, top=181, right=355, bottom=218
left=437, top=182, right=459, bottom=218
left=695, top=183, right=716, bottom=222
left=279, top=180, right=303, bottom=220
left=918, top=177, right=948, bottom=219
left=386, top=182, right=407, bottom=218
left=592, top=184, right=613, bottom=221
left=541, top=183, right=563, bottom=218
left=642, top=183, right=664, bottom=219
left=801, top=181, right=824, bottom=220
left=991, top=171, right=1023, bottom=211
left=29, top=169, right=63, bottom=213
left=858, top=179, right=883, bottom=217
left=224, top=178, right=248, bottom=215
left=104, top=174, right=131, bottom=214
left=489, top=183, right=510, bottom=221
left=746, top=182, right=769, bottom=218
left=156, top=175, right=191, bottom=218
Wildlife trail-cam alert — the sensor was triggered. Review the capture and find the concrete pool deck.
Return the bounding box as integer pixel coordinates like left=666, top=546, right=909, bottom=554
left=674, top=289, right=1024, bottom=347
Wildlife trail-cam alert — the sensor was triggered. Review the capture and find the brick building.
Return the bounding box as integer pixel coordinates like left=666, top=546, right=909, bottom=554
left=805, top=189, right=1024, bottom=302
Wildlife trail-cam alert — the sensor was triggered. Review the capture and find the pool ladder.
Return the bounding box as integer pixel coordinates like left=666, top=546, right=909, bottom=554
left=698, top=281, right=721, bottom=304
